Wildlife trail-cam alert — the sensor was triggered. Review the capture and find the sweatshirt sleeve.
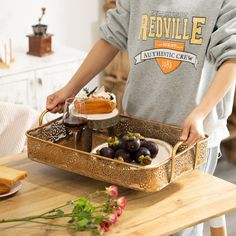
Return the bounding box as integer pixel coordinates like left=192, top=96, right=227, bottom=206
left=99, top=0, right=130, bottom=51
left=207, top=0, right=236, bottom=69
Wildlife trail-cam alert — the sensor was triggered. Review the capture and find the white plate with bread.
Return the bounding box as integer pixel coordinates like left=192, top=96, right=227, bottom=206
left=0, top=181, right=22, bottom=198
left=0, top=166, right=27, bottom=198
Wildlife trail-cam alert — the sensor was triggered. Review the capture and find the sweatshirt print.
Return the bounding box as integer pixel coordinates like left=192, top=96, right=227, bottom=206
left=100, top=0, right=236, bottom=147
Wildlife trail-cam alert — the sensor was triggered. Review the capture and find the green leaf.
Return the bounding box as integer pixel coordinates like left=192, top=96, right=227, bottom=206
left=77, top=218, right=89, bottom=227
left=72, top=197, right=95, bottom=218
left=55, top=209, right=64, bottom=217
left=94, top=215, right=105, bottom=225
left=76, top=197, right=88, bottom=207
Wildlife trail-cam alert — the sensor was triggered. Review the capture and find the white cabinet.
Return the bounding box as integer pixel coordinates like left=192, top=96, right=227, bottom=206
left=35, top=62, right=79, bottom=111
left=0, top=46, right=86, bottom=111
left=0, top=72, right=36, bottom=107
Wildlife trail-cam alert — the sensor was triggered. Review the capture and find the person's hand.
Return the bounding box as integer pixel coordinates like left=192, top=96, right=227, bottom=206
left=46, top=87, right=73, bottom=113
left=180, top=111, right=205, bottom=147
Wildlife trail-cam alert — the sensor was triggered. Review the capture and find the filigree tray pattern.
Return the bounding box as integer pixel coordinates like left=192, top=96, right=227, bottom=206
left=26, top=115, right=208, bottom=192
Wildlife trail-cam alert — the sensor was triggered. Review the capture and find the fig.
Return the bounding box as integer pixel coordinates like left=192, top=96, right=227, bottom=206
left=133, top=147, right=152, bottom=165
left=114, top=149, right=132, bottom=163
left=107, top=136, right=124, bottom=151
left=140, top=140, right=159, bottom=158
left=99, top=147, right=115, bottom=159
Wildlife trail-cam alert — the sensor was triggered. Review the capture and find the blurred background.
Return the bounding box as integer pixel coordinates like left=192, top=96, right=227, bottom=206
left=0, top=0, right=103, bottom=52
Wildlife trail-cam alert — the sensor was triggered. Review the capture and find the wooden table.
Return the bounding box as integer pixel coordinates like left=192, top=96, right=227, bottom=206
left=1, top=153, right=236, bottom=236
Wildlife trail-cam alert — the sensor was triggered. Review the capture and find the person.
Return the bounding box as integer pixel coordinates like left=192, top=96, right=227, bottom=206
left=222, top=92, right=236, bottom=164
left=46, top=0, right=236, bottom=235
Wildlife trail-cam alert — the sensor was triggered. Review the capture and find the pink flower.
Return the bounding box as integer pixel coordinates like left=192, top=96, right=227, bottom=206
left=100, top=212, right=118, bottom=233
left=108, top=212, right=118, bottom=224
left=100, top=221, right=111, bottom=232
left=115, top=206, right=123, bottom=217
left=116, top=196, right=127, bottom=209
left=105, top=185, right=118, bottom=198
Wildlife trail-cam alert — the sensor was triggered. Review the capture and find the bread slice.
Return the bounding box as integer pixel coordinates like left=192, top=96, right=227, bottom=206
left=0, top=183, right=11, bottom=194
left=75, top=97, right=116, bottom=114
left=0, top=166, right=27, bottom=186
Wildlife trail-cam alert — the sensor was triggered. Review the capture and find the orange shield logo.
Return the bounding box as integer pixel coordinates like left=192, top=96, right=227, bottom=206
left=155, top=40, right=185, bottom=74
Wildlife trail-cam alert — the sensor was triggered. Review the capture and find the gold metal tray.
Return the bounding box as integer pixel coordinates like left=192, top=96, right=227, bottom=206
left=26, top=113, right=208, bottom=192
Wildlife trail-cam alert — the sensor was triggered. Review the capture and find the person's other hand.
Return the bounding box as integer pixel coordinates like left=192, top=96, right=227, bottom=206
left=46, top=88, right=72, bottom=113
left=180, top=111, right=205, bottom=147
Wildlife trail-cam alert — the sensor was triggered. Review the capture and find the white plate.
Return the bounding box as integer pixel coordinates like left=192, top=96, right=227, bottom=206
left=91, top=138, right=173, bottom=167
left=87, top=108, right=119, bottom=121
left=72, top=107, right=119, bottom=121
left=0, top=181, right=22, bottom=198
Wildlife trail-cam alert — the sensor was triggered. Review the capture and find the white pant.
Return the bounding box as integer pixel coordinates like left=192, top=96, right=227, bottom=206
left=172, top=146, right=220, bottom=236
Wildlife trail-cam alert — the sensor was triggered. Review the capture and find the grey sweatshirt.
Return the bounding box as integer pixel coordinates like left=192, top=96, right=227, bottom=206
left=99, top=0, right=236, bottom=147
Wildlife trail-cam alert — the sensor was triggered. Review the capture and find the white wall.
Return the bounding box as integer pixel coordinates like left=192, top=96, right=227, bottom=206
left=0, top=0, right=104, bottom=89
left=0, top=0, right=103, bottom=51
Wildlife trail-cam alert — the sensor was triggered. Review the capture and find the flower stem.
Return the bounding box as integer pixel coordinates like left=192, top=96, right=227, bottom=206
left=27, top=220, right=68, bottom=228
left=1, top=215, right=44, bottom=223
left=39, top=203, right=73, bottom=217
left=0, top=186, right=125, bottom=236
left=0, top=213, right=72, bottom=224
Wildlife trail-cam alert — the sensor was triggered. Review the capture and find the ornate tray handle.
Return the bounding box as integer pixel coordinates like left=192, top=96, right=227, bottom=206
left=170, top=141, right=199, bottom=183
left=39, top=110, right=49, bottom=126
